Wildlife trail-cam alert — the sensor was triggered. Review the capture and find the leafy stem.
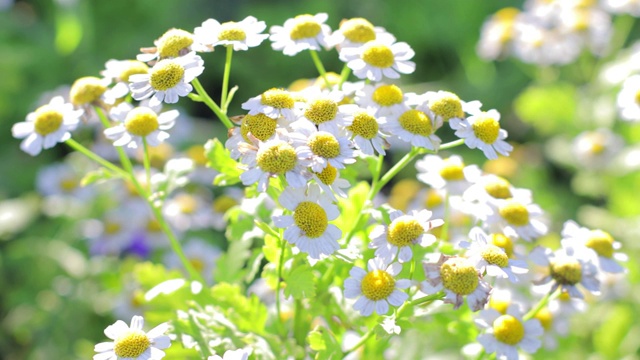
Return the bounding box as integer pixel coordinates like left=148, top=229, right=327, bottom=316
left=191, top=78, right=233, bottom=129
left=221, top=45, right=234, bottom=114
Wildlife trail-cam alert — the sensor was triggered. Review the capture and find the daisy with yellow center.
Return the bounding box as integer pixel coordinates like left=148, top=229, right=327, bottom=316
left=93, top=315, right=171, bottom=360
left=461, top=227, right=528, bottom=283
left=421, top=254, right=492, bottom=311
left=163, top=192, right=214, bottom=232
left=101, top=59, right=149, bottom=104
left=269, top=13, right=331, bottom=56
left=343, top=258, right=411, bottom=316
left=450, top=109, right=513, bottom=160
left=164, top=238, right=221, bottom=284
left=572, top=128, right=624, bottom=169
left=560, top=220, right=627, bottom=274
left=294, top=88, right=360, bottom=134
left=310, top=163, right=351, bottom=201
left=369, top=209, right=443, bottom=263
left=241, top=88, right=298, bottom=122
left=69, top=76, right=109, bottom=106
left=355, top=83, right=410, bottom=117
left=194, top=16, right=268, bottom=52
left=488, top=197, right=548, bottom=242
left=35, top=161, right=95, bottom=200
left=423, top=90, right=482, bottom=124
left=129, top=52, right=204, bottom=108
left=475, top=305, right=543, bottom=360
left=415, top=154, right=481, bottom=195
left=290, top=122, right=356, bottom=173
left=343, top=108, right=389, bottom=156
left=137, top=28, right=194, bottom=63
left=339, top=37, right=416, bottom=82
left=529, top=245, right=600, bottom=299
left=272, top=185, right=341, bottom=259
left=326, top=17, right=395, bottom=49
left=462, top=174, right=533, bottom=208
left=383, top=104, right=442, bottom=151
left=12, top=96, right=83, bottom=156
left=476, top=7, right=520, bottom=60
left=104, top=103, right=178, bottom=149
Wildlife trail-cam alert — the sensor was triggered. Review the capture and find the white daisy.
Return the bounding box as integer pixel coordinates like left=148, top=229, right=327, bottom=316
left=339, top=37, right=415, bottom=82
left=241, top=88, right=299, bottom=122
left=137, top=28, right=194, bottom=63
left=475, top=305, right=543, bottom=360
left=420, top=254, right=492, bottom=311
left=421, top=90, right=483, bottom=124
left=415, top=155, right=481, bottom=195
left=602, top=0, right=640, bottom=17
left=269, top=13, right=331, bottom=56
left=293, top=88, right=359, bottom=134
left=36, top=161, right=95, bottom=200
left=101, top=59, right=149, bottom=105
left=343, top=108, right=388, bottom=156
left=12, top=96, right=83, bottom=156
left=463, top=173, right=532, bottom=205
left=194, top=16, right=268, bottom=52
left=476, top=8, right=520, bottom=61
left=355, top=83, right=409, bottom=118
left=129, top=52, right=204, bottom=107
left=560, top=220, right=627, bottom=274
left=162, top=192, right=214, bottom=232
left=616, top=74, right=640, bottom=122
left=290, top=122, right=356, bottom=172
left=69, top=76, right=110, bottom=107
left=383, top=104, right=441, bottom=151
left=486, top=197, right=547, bottom=242
left=272, top=185, right=341, bottom=259
left=326, top=17, right=394, bottom=49
left=310, top=164, right=351, bottom=201
left=104, top=103, right=178, bottom=149
left=369, top=209, right=443, bottom=263
left=93, top=315, right=171, bottom=360
left=208, top=349, right=250, bottom=360
left=572, top=128, right=624, bottom=169
left=449, top=109, right=512, bottom=160
left=343, top=258, right=410, bottom=316
left=511, top=19, right=581, bottom=66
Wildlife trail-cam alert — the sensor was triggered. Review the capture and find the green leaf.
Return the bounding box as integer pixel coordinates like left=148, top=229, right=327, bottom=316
left=204, top=138, right=242, bottom=186
left=308, top=328, right=326, bottom=351
left=210, top=282, right=268, bottom=334
left=513, top=83, right=577, bottom=135
left=215, top=211, right=255, bottom=283
left=283, top=264, right=316, bottom=299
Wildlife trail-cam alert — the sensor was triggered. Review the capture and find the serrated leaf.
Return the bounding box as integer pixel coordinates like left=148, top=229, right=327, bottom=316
left=204, top=138, right=242, bottom=186
left=283, top=264, right=316, bottom=299
left=80, top=167, right=116, bottom=187
left=210, top=282, right=268, bottom=334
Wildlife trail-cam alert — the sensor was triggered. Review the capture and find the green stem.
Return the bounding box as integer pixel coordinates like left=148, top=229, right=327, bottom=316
left=343, top=154, right=384, bottom=245
left=338, top=64, right=351, bottom=89
left=191, top=78, right=233, bottom=129
left=275, top=236, right=287, bottom=331
left=64, top=139, right=129, bottom=179
left=523, top=289, right=557, bottom=321
left=343, top=328, right=375, bottom=355
left=221, top=45, right=234, bottom=114
left=439, top=138, right=465, bottom=151
left=293, top=299, right=306, bottom=347
left=142, top=138, right=151, bottom=191
left=375, top=147, right=421, bottom=194
left=309, top=50, right=332, bottom=89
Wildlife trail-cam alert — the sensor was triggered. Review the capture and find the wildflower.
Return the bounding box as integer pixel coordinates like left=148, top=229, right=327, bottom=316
left=36, top=161, right=95, bottom=200
left=104, top=103, right=178, bottom=149
left=194, top=16, right=268, bottom=52
left=272, top=185, right=341, bottom=259
left=461, top=227, right=528, bottom=283
left=310, top=164, right=351, bottom=200
left=487, top=198, right=547, bottom=241
left=383, top=104, right=441, bottom=150
left=69, top=76, right=110, bottom=107
left=163, top=192, right=214, bottom=232
left=529, top=245, right=600, bottom=298
left=269, top=13, right=331, bottom=56
left=476, top=7, right=520, bottom=60
left=208, top=349, right=250, bottom=360
left=294, top=88, right=358, bottom=133
left=616, top=74, right=640, bottom=121
left=463, top=174, right=532, bottom=205
left=420, top=254, right=492, bottom=311
left=138, top=28, right=194, bottom=62
left=572, top=128, right=624, bottom=169
left=415, top=155, right=481, bottom=195
left=12, top=96, right=83, bottom=156
left=241, top=88, right=298, bottom=122
left=290, top=123, right=356, bottom=172
left=355, top=83, right=409, bottom=117
left=343, top=258, right=410, bottom=316
left=129, top=52, right=204, bottom=107
left=561, top=220, right=627, bottom=274
left=422, top=90, right=482, bottom=124
left=339, top=37, right=415, bottom=82
left=450, top=109, right=512, bottom=160
left=603, top=0, right=640, bottom=16
left=101, top=59, right=149, bottom=104
left=475, top=305, right=543, bottom=360
left=326, top=17, right=394, bottom=49
left=93, top=315, right=171, bottom=360
left=369, top=209, right=443, bottom=263
left=343, top=108, right=388, bottom=156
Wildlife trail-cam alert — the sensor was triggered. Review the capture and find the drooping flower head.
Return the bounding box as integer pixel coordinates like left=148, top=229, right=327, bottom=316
left=138, top=28, right=195, bottom=63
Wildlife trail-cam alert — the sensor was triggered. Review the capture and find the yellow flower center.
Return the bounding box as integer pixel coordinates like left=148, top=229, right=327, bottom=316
left=157, top=28, right=194, bottom=58
left=471, top=114, right=500, bottom=144
left=372, top=84, right=404, bottom=107
left=585, top=230, right=614, bottom=258
left=261, top=88, right=294, bottom=110
left=124, top=107, right=159, bottom=137
left=213, top=195, right=238, bottom=213
left=175, top=194, right=198, bottom=214
left=493, top=315, right=525, bottom=345
left=33, top=105, right=64, bottom=135
left=361, top=269, right=396, bottom=301
left=425, top=189, right=444, bottom=208
left=387, top=217, right=424, bottom=247
left=314, top=164, right=337, bottom=185
left=190, top=258, right=205, bottom=272
left=308, top=132, right=341, bottom=159
left=289, top=14, right=322, bottom=40
left=572, top=9, right=590, bottom=31
left=348, top=111, right=379, bottom=139
left=241, top=113, right=277, bottom=142
left=293, top=201, right=328, bottom=238
left=341, top=18, right=376, bottom=43
left=186, top=144, right=207, bottom=166
left=489, top=296, right=510, bottom=314
left=219, top=22, right=247, bottom=41
left=584, top=132, right=606, bottom=155
left=635, top=90, right=640, bottom=105
left=147, top=219, right=162, bottom=232
left=104, top=221, right=121, bottom=235
left=113, top=330, right=151, bottom=358
left=398, top=109, right=433, bottom=136
left=59, top=178, right=78, bottom=192
left=484, top=176, right=512, bottom=199
left=304, top=99, right=339, bottom=125
left=361, top=42, right=395, bottom=68
left=550, top=258, right=582, bottom=285
left=535, top=307, right=553, bottom=331
left=498, top=199, right=530, bottom=227
left=480, top=244, right=509, bottom=267
left=429, top=91, right=464, bottom=121
left=440, top=257, right=478, bottom=295
left=150, top=59, right=185, bottom=91
left=439, top=158, right=465, bottom=181
left=490, top=233, right=514, bottom=258
left=119, top=61, right=149, bottom=82
left=256, top=141, right=297, bottom=174
left=70, top=76, right=107, bottom=105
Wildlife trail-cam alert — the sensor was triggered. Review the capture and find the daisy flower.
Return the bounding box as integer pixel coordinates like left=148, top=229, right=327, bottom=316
left=69, top=76, right=110, bottom=107
left=269, top=13, right=331, bottom=56
left=93, top=315, right=171, bottom=360
left=241, top=88, right=298, bottom=122
left=475, top=305, right=543, bottom=360
left=272, top=185, right=341, bottom=259
left=422, top=90, right=482, bottom=124
left=310, top=164, right=351, bottom=201
left=129, top=52, right=204, bottom=107
left=572, top=128, right=624, bottom=169
left=104, top=103, right=178, bottom=149
left=36, top=161, right=95, bottom=200
left=616, top=74, right=640, bottom=121
left=290, top=122, right=356, bottom=172
left=355, top=83, right=409, bottom=117
left=529, top=245, right=600, bottom=299
left=326, top=17, right=394, bottom=49
left=101, top=59, right=149, bottom=105
left=293, top=88, right=359, bottom=134
left=162, top=192, right=214, bottom=232
left=560, top=220, right=627, bottom=274
left=194, top=16, right=268, bottom=52
left=339, top=37, right=415, bottom=82
left=12, top=96, right=83, bottom=156
left=603, top=0, right=640, bottom=16
left=476, top=7, right=520, bottom=61
left=415, top=155, right=481, bottom=195
left=463, top=174, right=532, bottom=205
left=343, top=108, right=388, bottom=155
left=210, top=187, right=244, bottom=231
left=137, top=28, right=194, bottom=63
left=383, top=104, right=441, bottom=150
left=343, top=258, right=410, bottom=316
left=461, top=227, right=528, bottom=283
left=208, top=349, right=250, bottom=360
left=450, top=109, right=512, bottom=160
left=369, top=209, right=443, bottom=263
left=486, top=197, right=547, bottom=242
left=420, top=254, right=492, bottom=311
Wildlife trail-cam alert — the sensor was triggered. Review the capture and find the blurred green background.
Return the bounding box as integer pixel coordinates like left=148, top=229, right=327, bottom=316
left=1, top=0, right=639, bottom=359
